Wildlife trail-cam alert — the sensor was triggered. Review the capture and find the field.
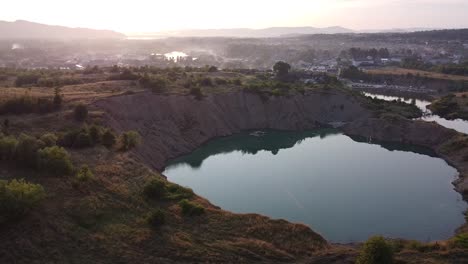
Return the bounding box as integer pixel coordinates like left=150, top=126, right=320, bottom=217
left=365, top=67, right=468, bottom=82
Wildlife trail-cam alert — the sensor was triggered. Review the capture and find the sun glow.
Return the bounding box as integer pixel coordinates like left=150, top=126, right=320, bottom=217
left=0, top=0, right=467, bottom=33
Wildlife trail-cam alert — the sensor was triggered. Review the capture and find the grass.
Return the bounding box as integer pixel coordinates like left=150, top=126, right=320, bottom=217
left=366, top=67, right=468, bottom=82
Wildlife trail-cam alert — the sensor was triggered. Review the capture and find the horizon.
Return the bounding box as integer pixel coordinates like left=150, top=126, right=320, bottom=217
left=1, top=0, right=468, bottom=34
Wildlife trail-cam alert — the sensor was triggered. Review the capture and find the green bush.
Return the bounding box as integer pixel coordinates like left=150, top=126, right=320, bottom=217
left=356, top=236, right=394, bottom=264
left=143, top=177, right=167, bottom=199
left=74, top=132, right=93, bottom=148
left=189, top=87, right=203, bottom=100
left=40, top=133, right=58, bottom=147
left=146, top=208, right=166, bottom=228
left=166, top=183, right=194, bottom=200
left=452, top=233, right=468, bottom=248
left=120, top=131, right=141, bottom=151
left=15, top=134, right=43, bottom=167
left=74, top=104, right=88, bottom=122
left=139, top=75, right=168, bottom=93
left=0, top=179, right=46, bottom=223
left=0, top=136, right=18, bottom=160
left=102, top=129, right=117, bottom=148
left=178, top=199, right=205, bottom=216
left=15, top=73, right=41, bottom=87
left=75, top=165, right=95, bottom=182
left=37, top=146, right=74, bottom=176
left=0, top=95, right=56, bottom=115
left=88, top=125, right=102, bottom=144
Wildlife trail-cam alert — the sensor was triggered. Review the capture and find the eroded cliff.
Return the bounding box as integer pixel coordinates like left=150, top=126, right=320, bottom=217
left=96, top=89, right=371, bottom=170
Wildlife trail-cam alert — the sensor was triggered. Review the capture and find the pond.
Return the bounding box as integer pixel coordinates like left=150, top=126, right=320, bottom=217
left=364, top=92, right=468, bottom=134
left=163, top=130, right=467, bottom=243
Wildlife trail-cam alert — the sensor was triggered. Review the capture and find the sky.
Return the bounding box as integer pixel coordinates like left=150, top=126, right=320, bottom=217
left=1, top=0, right=467, bottom=33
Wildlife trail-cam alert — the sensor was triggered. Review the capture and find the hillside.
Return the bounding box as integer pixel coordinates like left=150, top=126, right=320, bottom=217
left=129, top=26, right=354, bottom=38
left=0, top=20, right=125, bottom=39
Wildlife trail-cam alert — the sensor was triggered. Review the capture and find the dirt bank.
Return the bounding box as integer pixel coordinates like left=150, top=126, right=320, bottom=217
left=96, top=89, right=371, bottom=170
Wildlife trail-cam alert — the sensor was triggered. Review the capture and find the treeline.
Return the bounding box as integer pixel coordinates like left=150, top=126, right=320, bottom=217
left=341, top=48, right=390, bottom=60
left=15, top=72, right=82, bottom=87
left=0, top=89, right=62, bottom=115
left=401, top=57, right=468, bottom=76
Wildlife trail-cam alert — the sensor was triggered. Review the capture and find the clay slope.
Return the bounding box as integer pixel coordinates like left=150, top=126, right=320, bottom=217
left=95, top=90, right=371, bottom=170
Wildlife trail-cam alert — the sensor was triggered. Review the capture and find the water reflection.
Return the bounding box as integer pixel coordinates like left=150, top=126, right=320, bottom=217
left=164, top=130, right=467, bottom=242
left=166, top=129, right=340, bottom=169
left=364, top=92, right=468, bottom=134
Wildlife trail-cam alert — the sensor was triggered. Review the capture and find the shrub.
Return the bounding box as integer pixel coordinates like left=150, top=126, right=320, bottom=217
left=53, top=87, right=63, bottom=110
left=139, top=75, right=168, bottom=93
left=74, top=132, right=93, bottom=148
left=37, top=146, right=74, bottom=176
left=166, top=183, right=194, bottom=200
left=451, top=233, right=468, bottom=248
left=109, top=68, right=139, bottom=80
left=40, top=133, right=58, bottom=147
left=0, top=136, right=18, bottom=160
left=0, top=95, right=55, bottom=115
left=215, top=77, right=228, bottom=85
left=15, top=73, right=41, bottom=87
left=73, top=104, right=88, bottom=122
left=198, top=77, right=213, bottom=87
left=143, top=177, right=167, bottom=199
left=15, top=134, right=43, bottom=167
left=146, top=208, right=166, bottom=228
left=120, top=131, right=141, bottom=151
left=178, top=199, right=205, bottom=216
left=102, top=129, right=117, bottom=148
left=190, top=87, right=203, bottom=100
left=88, top=125, right=102, bottom=144
left=0, top=179, right=46, bottom=223
left=75, top=165, right=95, bottom=182
left=356, top=236, right=394, bottom=264
left=232, top=78, right=242, bottom=86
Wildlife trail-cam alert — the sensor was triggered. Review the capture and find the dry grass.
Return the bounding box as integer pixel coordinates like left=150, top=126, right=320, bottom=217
left=365, top=67, right=468, bottom=82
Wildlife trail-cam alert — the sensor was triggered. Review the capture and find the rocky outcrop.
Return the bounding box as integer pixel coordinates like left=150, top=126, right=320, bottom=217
left=96, top=90, right=371, bottom=170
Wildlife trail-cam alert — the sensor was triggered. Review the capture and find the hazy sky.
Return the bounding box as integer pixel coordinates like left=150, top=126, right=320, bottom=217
left=1, top=0, right=467, bottom=33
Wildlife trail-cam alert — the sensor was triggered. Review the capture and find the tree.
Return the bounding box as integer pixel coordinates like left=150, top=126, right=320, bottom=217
left=0, top=179, right=46, bottom=223
left=102, top=129, right=117, bottom=148
left=88, top=125, right=102, bottom=145
left=273, top=61, right=291, bottom=79
left=146, top=208, right=166, bottom=228
left=120, top=131, right=141, bottom=151
left=74, top=104, right=88, bottom=122
left=40, top=133, right=58, bottom=147
left=53, top=87, right=63, bottom=110
left=15, top=134, right=43, bottom=167
left=75, top=165, right=95, bottom=182
left=190, top=87, right=203, bottom=100
left=356, top=236, right=394, bottom=264
left=37, top=146, right=74, bottom=176
left=0, top=136, right=18, bottom=160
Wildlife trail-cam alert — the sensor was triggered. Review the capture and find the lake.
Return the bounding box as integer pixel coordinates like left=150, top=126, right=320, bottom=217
left=163, top=130, right=467, bottom=243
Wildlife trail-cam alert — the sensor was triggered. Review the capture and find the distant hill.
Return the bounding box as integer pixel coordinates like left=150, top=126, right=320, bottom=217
left=130, top=26, right=354, bottom=38
left=0, top=20, right=125, bottom=39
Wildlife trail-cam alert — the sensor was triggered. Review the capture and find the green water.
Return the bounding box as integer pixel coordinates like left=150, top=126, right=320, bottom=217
left=163, top=130, right=467, bottom=243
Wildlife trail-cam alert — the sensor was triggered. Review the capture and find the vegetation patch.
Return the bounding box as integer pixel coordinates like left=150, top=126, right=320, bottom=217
left=356, top=236, right=394, bottom=264
left=0, top=179, right=46, bottom=224
left=143, top=176, right=194, bottom=200
left=146, top=208, right=166, bottom=228
left=178, top=199, right=205, bottom=216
